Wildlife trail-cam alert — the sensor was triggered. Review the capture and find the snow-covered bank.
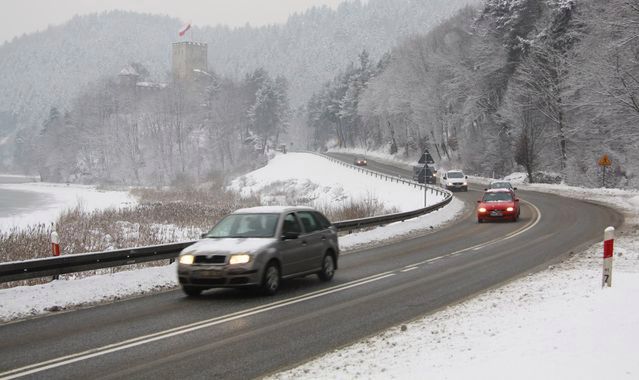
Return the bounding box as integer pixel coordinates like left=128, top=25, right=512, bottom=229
left=268, top=154, right=639, bottom=380
left=271, top=230, right=639, bottom=379
left=0, top=182, right=136, bottom=231
left=0, top=153, right=462, bottom=322
left=230, top=153, right=444, bottom=212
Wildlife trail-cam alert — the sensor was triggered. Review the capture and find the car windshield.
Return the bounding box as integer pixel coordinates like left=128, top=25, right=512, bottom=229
left=205, top=213, right=279, bottom=238
left=482, top=192, right=513, bottom=202
left=489, top=182, right=512, bottom=189
left=447, top=172, right=464, bottom=179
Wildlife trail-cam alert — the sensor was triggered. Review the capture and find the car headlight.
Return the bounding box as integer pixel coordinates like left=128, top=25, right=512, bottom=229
left=229, top=253, right=251, bottom=265
left=478, top=207, right=487, bottom=213
left=506, top=207, right=514, bottom=212
left=462, top=182, right=468, bottom=186
left=179, top=254, right=194, bottom=265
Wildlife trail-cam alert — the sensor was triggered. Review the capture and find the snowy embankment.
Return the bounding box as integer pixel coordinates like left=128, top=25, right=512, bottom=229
left=269, top=170, right=639, bottom=379
left=229, top=152, right=439, bottom=212
left=0, top=153, right=463, bottom=322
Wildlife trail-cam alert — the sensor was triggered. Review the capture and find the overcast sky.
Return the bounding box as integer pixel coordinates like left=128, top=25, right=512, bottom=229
left=0, top=0, right=348, bottom=44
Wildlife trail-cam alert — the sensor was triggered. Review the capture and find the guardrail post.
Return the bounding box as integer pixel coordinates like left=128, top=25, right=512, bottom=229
left=51, top=231, right=60, bottom=280
left=602, top=226, right=614, bottom=288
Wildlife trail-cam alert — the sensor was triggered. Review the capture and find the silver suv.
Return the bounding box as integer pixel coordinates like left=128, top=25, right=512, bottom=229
left=177, top=206, right=340, bottom=296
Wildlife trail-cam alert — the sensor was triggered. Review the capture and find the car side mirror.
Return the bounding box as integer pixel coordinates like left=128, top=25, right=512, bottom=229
left=515, top=199, right=520, bottom=202
left=465, top=175, right=468, bottom=179
left=513, top=187, right=518, bottom=191
left=282, top=231, right=300, bottom=240
left=477, top=200, right=481, bottom=203
left=484, top=188, right=488, bottom=191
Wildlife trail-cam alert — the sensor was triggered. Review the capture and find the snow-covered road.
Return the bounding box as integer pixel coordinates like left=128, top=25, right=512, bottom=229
left=2, top=152, right=637, bottom=380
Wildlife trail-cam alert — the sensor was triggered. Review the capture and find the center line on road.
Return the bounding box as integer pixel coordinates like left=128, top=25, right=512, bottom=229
left=0, top=272, right=396, bottom=379
left=1, top=198, right=542, bottom=380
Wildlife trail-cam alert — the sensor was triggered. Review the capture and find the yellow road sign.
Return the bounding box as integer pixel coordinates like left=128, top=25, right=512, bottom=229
left=598, top=154, right=612, bottom=167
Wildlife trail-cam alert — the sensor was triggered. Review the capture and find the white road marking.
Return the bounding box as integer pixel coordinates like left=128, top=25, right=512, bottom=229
left=416, top=200, right=541, bottom=265
left=1, top=202, right=542, bottom=379
left=0, top=272, right=397, bottom=379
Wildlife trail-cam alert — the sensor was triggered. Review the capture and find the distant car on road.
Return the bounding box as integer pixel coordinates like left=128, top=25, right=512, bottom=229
left=477, top=189, right=520, bottom=223
left=354, top=157, right=368, bottom=166
left=441, top=170, right=468, bottom=192
left=485, top=180, right=517, bottom=193
left=178, top=206, right=339, bottom=296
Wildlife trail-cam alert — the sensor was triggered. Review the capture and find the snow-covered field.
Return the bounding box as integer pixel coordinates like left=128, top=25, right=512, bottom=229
left=0, top=181, right=136, bottom=231
left=0, top=153, right=462, bottom=322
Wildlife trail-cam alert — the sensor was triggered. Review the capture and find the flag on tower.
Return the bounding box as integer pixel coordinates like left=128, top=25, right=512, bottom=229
left=179, top=22, right=191, bottom=37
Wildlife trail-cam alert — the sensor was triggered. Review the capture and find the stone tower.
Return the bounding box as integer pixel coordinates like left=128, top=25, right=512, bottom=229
left=171, top=41, right=208, bottom=83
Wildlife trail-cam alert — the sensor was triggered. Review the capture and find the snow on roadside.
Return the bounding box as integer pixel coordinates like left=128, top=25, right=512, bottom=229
left=268, top=162, right=639, bottom=379
left=0, top=265, right=179, bottom=322
left=0, top=153, right=461, bottom=322
left=0, top=182, right=136, bottom=231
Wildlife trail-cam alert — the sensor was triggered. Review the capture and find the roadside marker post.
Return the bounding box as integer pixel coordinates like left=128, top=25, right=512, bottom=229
left=424, top=185, right=428, bottom=207
left=51, top=231, right=60, bottom=280
left=602, top=226, right=614, bottom=288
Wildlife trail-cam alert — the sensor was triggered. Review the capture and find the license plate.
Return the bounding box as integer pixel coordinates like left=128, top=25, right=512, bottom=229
left=490, top=211, right=502, bottom=216
left=197, top=269, right=223, bottom=277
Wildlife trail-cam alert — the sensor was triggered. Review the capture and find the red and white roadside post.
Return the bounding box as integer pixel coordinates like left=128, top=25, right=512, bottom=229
left=51, top=231, right=60, bottom=280
left=602, top=226, right=614, bottom=288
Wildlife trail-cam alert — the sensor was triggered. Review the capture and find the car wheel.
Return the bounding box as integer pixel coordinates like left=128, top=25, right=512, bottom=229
left=463, top=186, right=468, bottom=192
left=318, top=254, right=335, bottom=282
left=261, top=262, right=280, bottom=296
left=478, top=218, right=483, bottom=223
left=182, top=286, right=202, bottom=297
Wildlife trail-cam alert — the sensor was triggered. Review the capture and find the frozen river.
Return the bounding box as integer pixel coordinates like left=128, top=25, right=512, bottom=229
left=0, top=176, right=135, bottom=231
left=0, top=175, right=52, bottom=223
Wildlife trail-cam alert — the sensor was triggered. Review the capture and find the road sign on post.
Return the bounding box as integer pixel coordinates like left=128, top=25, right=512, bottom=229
left=602, top=226, right=614, bottom=288
left=598, top=154, right=612, bottom=188
left=598, top=154, right=612, bottom=167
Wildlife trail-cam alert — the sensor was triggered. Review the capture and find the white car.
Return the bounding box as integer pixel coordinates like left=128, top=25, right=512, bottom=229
left=441, top=170, right=468, bottom=192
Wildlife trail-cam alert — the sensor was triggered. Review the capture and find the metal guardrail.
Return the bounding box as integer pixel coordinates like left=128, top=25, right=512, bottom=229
left=0, top=242, right=196, bottom=283
left=0, top=153, right=453, bottom=283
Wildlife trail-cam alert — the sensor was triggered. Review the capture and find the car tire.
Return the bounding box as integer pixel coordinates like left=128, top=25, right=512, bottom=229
left=463, top=186, right=468, bottom=192
left=182, top=286, right=202, bottom=297
left=261, top=262, right=280, bottom=296
left=318, top=254, right=335, bottom=282
left=478, top=218, right=483, bottom=223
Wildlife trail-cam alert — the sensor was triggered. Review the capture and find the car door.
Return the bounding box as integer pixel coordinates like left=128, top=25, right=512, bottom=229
left=296, top=211, right=325, bottom=271
left=278, top=213, right=307, bottom=276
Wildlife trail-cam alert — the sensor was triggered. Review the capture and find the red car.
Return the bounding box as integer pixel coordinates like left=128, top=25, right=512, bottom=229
left=354, top=157, right=368, bottom=166
left=477, top=189, right=520, bottom=223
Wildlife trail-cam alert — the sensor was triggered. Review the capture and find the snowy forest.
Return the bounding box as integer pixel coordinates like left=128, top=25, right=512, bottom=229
left=1, top=0, right=638, bottom=188
left=308, top=0, right=639, bottom=187
left=14, top=67, right=289, bottom=185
